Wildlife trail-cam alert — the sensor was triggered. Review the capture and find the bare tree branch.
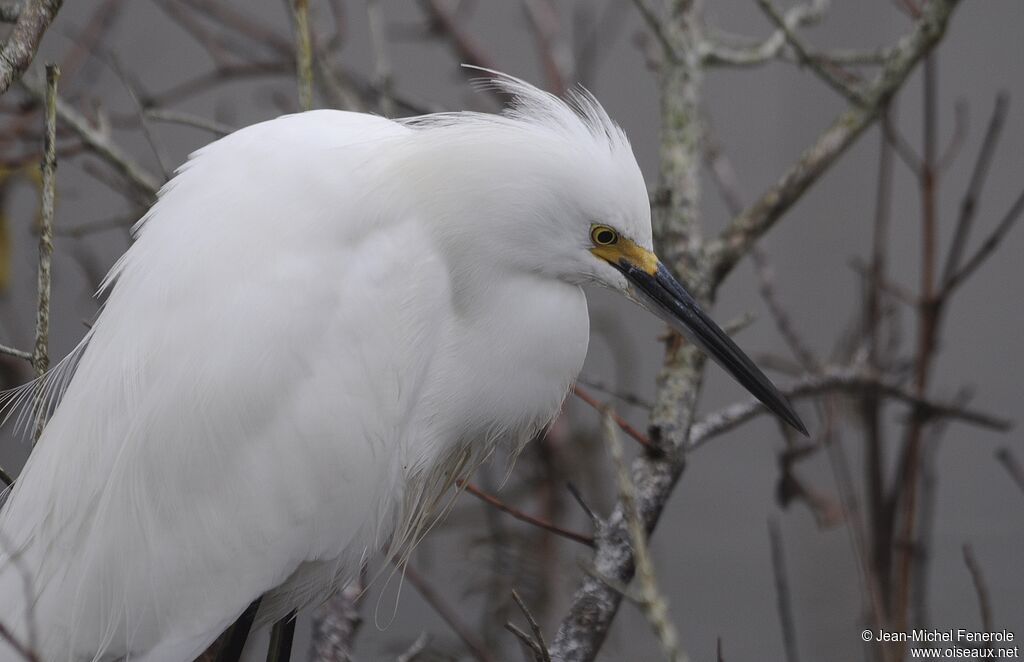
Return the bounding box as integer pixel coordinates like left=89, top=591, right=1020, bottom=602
left=768, top=518, right=800, bottom=662
left=601, top=411, right=685, bottom=662
left=366, top=0, right=394, bottom=115
left=550, top=5, right=964, bottom=658
left=572, top=384, right=654, bottom=451
left=630, top=0, right=677, bottom=64
left=688, top=365, right=1010, bottom=450
left=941, top=93, right=1009, bottom=287
left=962, top=544, right=993, bottom=636
left=699, top=0, right=826, bottom=67
left=510, top=589, right=551, bottom=662
left=143, top=109, right=234, bottom=136
left=942, top=186, right=1024, bottom=296
left=290, top=0, right=313, bottom=111
left=0, top=0, right=62, bottom=96
left=755, top=0, right=865, bottom=104
left=0, top=344, right=32, bottom=362
left=19, top=71, right=161, bottom=201
left=29, top=63, right=57, bottom=444
left=458, top=480, right=594, bottom=548
left=710, top=0, right=963, bottom=285
left=995, top=447, right=1024, bottom=497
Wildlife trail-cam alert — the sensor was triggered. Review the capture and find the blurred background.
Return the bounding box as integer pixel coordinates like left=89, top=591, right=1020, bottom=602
left=0, top=1, right=1021, bottom=660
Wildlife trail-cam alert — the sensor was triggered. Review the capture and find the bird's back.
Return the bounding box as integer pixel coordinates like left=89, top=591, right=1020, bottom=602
left=0, top=111, right=452, bottom=662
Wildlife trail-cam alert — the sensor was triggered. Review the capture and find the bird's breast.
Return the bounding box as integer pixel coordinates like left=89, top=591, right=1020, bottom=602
left=420, top=275, right=589, bottom=454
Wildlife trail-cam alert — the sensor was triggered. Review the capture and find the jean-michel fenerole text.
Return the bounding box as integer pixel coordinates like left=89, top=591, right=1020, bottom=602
left=872, top=630, right=1015, bottom=643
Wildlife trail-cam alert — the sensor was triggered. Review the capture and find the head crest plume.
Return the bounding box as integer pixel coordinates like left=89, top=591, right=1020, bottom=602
left=402, top=67, right=632, bottom=158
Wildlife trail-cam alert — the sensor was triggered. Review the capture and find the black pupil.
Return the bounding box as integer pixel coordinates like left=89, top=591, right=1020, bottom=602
left=596, top=229, right=615, bottom=244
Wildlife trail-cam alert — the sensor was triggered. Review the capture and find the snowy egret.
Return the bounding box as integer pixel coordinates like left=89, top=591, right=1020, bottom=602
left=0, top=73, right=804, bottom=662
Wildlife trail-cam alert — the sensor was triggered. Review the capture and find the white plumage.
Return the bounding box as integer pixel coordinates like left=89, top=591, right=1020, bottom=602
left=0, top=73, right=802, bottom=662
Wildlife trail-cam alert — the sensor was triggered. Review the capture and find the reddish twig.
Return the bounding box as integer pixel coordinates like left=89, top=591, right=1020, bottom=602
left=941, top=93, right=1009, bottom=288
left=942, top=186, right=1024, bottom=296
left=893, top=54, right=941, bottom=634
left=458, top=480, right=594, bottom=548
left=571, top=384, right=654, bottom=450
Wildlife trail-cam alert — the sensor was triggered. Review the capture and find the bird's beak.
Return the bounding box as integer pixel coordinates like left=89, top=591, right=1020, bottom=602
left=594, top=241, right=808, bottom=436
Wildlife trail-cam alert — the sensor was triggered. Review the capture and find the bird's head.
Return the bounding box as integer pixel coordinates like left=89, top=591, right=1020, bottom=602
left=403, top=71, right=806, bottom=435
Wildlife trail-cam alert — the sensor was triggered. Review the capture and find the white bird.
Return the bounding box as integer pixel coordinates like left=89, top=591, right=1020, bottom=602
left=0, top=73, right=804, bottom=662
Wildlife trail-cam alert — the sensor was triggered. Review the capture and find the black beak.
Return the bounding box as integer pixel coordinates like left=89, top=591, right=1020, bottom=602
left=619, top=260, right=808, bottom=436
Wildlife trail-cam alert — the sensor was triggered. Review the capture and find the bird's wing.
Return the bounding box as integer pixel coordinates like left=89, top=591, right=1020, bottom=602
left=0, top=111, right=451, bottom=661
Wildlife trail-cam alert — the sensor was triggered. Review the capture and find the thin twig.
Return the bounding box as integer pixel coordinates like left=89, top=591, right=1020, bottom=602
left=151, top=0, right=236, bottom=66
left=863, top=122, right=894, bottom=619
left=699, top=0, right=827, bottom=67
left=290, top=0, right=314, bottom=111
left=849, top=258, right=919, bottom=307
left=602, top=411, right=686, bottom=662
left=565, top=481, right=599, bottom=527
left=572, top=384, right=654, bottom=451
left=882, top=111, right=923, bottom=175
left=0, top=345, right=32, bottom=362
left=751, top=247, right=819, bottom=372
left=936, top=99, right=968, bottom=172
left=756, top=0, right=865, bottom=105
left=710, top=0, right=963, bottom=284
left=521, top=0, right=567, bottom=96
left=458, top=480, right=594, bottom=547
left=511, top=590, right=551, bottom=662
left=629, top=0, right=677, bottom=64
left=109, top=57, right=170, bottom=181
left=995, top=448, right=1024, bottom=496
left=143, top=109, right=234, bottom=137
left=575, top=376, right=653, bottom=410
left=961, top=544, right=993, bottom=636
left=768, top=518, right=800, bottom=662
left=941, top=93, right=1009, bottom=287
left=687, top=365, right=1010, bottom=450
left=402, top=565, right=495, bottom=662
left=179, top=0, right=292, bottom=58
left=575, top=558, right=643, bottom=605
left=505, top=623, right=545, bottom=662
left=19, top=73, right=161, bottom=202
left=365, top=0, right=394, bottom=116
left=29, top=63, right=58, bottom=445
left=942, top=186, right=1024, bottom=295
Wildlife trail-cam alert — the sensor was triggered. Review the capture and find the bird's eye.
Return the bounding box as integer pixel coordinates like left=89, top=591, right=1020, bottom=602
left=591, top=225, right=618, bottom=246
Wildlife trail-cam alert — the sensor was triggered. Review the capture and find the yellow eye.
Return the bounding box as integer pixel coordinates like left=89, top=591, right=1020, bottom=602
left=591, top=225, right=618, bottom=246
